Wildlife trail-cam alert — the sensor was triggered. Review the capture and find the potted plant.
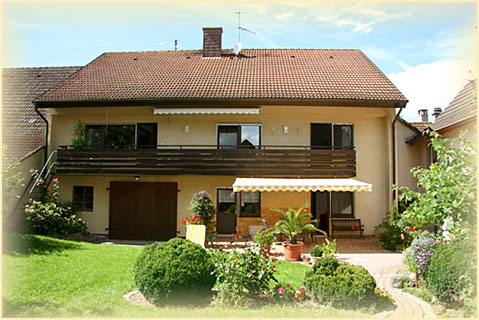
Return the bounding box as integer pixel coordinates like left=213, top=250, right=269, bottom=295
left=309, top=245, right=324, bottom=264
left=310, top=239, right=338, bottom=263
left=182, top=191, right=216, bottom=245
left=71, top=120, right=88, bottom=149
left=271, top=204, right=326, bottom=261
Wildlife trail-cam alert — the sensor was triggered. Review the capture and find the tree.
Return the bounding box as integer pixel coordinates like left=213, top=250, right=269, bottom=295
left=395, top=130, right=476, bottom=233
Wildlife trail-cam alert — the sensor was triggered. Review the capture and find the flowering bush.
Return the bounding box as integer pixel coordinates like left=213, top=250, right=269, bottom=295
left=402, top=231, right=437, bottom=281
left=24, top=178, right=87, bottom=236
left=209, top=247, right=277, bottom=307
left=270, top=282, right=296, bottom=304
left=25, top=200, right=87, bottom=235
left=182, top=191, right=216, bottom=230
left=254, top=229, right=275, bottom=255
left=181, top=215, right=205, bottom=226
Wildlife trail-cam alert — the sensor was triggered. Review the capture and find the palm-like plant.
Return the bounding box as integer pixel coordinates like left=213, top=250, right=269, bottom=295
left=271, top=204, right=326, bottom=244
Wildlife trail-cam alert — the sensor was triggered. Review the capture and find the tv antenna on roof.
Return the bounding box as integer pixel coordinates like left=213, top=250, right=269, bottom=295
left=234, top=11, right=256, bottom=55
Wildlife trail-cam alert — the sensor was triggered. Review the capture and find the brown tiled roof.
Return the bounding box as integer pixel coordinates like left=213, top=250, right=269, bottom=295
left=35, top=49, right=407, bottom=105
left=409, top=122, right=431, bottom=132
left=2, top=66, right=81, bottom=160
left=431, top=79, right=477, bottom=131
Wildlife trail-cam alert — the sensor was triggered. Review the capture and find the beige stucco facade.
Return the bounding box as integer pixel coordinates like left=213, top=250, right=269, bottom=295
left=49, top=105, right=396, bottom=237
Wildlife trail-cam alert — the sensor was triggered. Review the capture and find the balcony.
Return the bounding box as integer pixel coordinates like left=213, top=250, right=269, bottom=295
left=55, top=145, right=356, bottom=177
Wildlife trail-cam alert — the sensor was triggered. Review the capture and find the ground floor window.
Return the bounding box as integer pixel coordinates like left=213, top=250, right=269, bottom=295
left=216, top=188, right=261, bottom=217
left=73, top=186, right=93, bottom=211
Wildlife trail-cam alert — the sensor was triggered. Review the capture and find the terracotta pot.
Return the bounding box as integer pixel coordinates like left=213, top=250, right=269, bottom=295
left=283, top=242, right=304, bottom=261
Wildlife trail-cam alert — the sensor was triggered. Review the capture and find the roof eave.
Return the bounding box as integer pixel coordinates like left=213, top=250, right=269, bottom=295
left=33, top=97, right=408, bottom=108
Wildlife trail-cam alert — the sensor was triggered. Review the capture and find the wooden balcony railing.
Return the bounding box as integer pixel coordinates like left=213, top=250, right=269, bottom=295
left=55, top=145, right=356, bottom=177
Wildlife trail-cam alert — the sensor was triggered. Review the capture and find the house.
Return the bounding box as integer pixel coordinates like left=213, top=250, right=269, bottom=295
left=404, top=80, right=477, bottom=170
left=32, top=27, right=408, bottom=240
left=430, top=79, right=477, bottom=141
left=2, top=66, right=81, bottom=231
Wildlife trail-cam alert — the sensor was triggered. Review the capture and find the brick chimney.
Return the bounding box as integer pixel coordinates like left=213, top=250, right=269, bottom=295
left=203, top=27, right=223, bottom=58
left=418, top=109, right=428, bottom=122
left=433, top=107, right=442, bottom=120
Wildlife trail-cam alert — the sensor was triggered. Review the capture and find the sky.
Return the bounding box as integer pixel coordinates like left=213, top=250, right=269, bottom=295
left=2, top=1, right=477, bottom=121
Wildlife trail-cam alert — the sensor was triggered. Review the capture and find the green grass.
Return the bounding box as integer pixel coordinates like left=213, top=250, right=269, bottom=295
left=3, top=234, right=372, bottom=318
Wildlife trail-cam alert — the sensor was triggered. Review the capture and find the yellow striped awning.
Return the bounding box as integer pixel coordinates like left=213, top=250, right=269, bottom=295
left=232, top=178, right=372, bottom=193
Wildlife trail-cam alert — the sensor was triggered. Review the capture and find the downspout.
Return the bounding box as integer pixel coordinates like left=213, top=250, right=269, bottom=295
left=33, top=102, right=49, bottom=165
left=391, top=104, right=404, bottom=214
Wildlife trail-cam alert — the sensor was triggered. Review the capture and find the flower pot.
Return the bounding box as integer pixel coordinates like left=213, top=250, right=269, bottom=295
left=186, top=224, right=206, bottom=247
left=283, top=242, right=304, bottom=261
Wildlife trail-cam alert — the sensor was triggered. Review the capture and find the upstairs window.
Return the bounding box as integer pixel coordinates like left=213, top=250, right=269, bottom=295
left=218, top=124, right=261, bottom=149
left=311, top=123, right=353, bottom=149
left=85, top=123, right=157, bottom=149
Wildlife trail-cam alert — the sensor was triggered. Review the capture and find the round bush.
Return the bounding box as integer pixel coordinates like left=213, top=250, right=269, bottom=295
left=305, top=261, right=377, bottom=308
left=133, top=238, right=215, bottom=304
left=311, top=256, right=339, bottom=275
left=426, top=238, right=476, bottom=308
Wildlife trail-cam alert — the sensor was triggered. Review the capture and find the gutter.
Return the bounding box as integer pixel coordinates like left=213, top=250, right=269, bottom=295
left=33, top=103, right=49, bottom=165
left=391, top=106, right=404, bottom=212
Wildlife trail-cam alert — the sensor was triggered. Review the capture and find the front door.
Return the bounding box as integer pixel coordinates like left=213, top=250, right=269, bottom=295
left=109, top=181, right=177, bottom=240
left=216, top=188, right=237, bottom=234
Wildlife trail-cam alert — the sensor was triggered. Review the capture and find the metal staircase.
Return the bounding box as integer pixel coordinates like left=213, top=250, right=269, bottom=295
left=4, top=151, right=57, bottom=232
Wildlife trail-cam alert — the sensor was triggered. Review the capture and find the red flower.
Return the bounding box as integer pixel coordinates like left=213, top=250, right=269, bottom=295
left=410, top=227, right=415, bottom=232
left=351, top=226, right=355, bottom=230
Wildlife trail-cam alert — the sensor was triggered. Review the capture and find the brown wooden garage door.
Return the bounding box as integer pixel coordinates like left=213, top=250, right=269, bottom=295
left=109, top=181, right=177, bottom=241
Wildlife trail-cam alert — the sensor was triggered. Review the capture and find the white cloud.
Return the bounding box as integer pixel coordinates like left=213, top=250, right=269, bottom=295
left=275, top=12, right=295, bottom=20
left=314, top=3, right=413, bottom=33
left=388, top=59, right=477, bottom=122
left=246, top=3, right=266, bottom=15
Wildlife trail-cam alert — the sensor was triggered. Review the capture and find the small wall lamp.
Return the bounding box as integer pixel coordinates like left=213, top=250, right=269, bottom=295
left=134, top=176, right=140, bottom=181
left=283, top=126, right=288, bottom=134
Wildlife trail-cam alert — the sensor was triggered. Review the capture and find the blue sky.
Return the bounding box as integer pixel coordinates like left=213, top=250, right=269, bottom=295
left=3, top=1, right=477, bottom=121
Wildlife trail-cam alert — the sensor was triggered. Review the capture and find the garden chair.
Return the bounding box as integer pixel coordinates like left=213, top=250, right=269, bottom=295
left=186, top=225, right=206, bottom=248
left=261, top=219, right=283, bottom=242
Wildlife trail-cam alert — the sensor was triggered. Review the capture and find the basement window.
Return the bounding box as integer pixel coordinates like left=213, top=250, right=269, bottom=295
left=73, top=186, right=93, bottom=212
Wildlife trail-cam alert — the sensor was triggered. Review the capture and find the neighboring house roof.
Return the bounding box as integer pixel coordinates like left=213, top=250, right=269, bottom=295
left=2, top=66, right=82, bottom=160
left=408, top=122, right=431, bottom=132
left=34, top=49, right=407, bottom=106
left=431, top=79, right=477, bottom=132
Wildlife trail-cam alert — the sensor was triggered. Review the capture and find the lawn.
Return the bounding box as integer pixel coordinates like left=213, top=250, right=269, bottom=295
left=3, top=234, right=372, bottom=318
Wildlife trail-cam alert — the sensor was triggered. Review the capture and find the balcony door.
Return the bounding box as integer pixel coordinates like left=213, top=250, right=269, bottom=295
left=218, top=124, right=261, bottom=149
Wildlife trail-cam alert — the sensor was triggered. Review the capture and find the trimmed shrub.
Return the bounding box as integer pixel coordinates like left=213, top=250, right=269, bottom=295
left=426, top=238, right=476, bottom=315
left=310, top=256, right=339, bottom=275
left=210, top=247, right=277, bottom=307
left=133, top=238, right=215, bottom=305
left=305, top=260, right=377, bottom=308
